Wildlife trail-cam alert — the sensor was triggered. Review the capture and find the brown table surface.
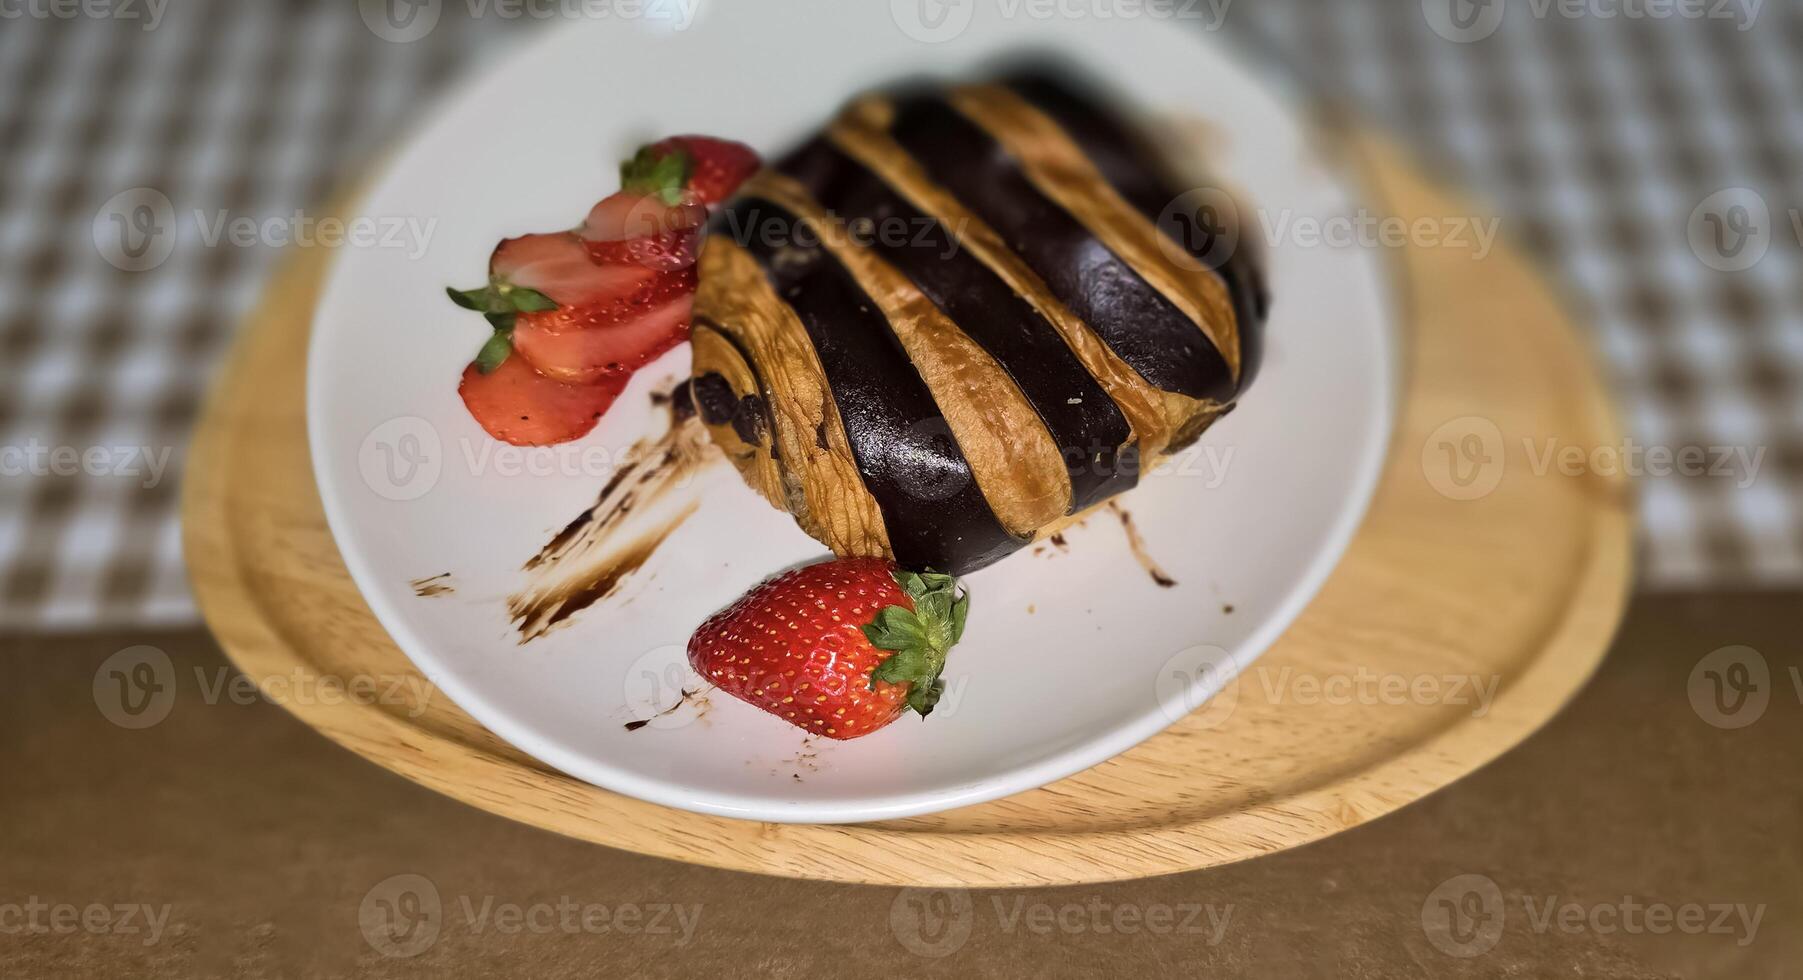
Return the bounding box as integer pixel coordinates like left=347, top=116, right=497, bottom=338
left=3, top=591, right=1797, bottom=978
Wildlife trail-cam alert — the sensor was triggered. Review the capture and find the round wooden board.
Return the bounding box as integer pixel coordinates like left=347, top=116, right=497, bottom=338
left=184, top=135, right=1632, bottom=887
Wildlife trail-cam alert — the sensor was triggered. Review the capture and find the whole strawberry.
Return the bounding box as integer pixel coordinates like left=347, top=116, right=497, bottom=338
left=688, top=558, right=969, bottom=740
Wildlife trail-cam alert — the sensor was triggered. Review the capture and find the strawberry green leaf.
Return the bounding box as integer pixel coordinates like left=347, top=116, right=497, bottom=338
left=475, top=330, right=512, bottom=374
left=906, top=679, right=944, bottom=716
left=448, top=283, right=558, bottom=317
left=620, top=145, right=693, bottom=205
left=950, top=592, right=970, bottom=644
left=447, top=286, right=486, bottom=310
left=864, top=568, right=969, bottom=718
left=869, top=648, right=927, bottom=686
left=861, top=605, right=925, bottom=652
left=506, top=286, right=558, bottom=313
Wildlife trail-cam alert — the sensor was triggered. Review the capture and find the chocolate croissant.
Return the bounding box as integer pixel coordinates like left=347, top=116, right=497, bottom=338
left=689, top=69, right=1268, bottom=575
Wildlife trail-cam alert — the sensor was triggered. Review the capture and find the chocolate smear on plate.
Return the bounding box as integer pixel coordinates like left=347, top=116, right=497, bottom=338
left=1107, top=501, right=1176, bottom=588
left=624, top=688, right=697, bottom=731
left=507, top=395, right=721, bottom=642
left=410, top=572, right=455, bottom=597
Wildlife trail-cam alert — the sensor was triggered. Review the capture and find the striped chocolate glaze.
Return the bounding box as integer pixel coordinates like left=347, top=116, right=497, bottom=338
left=772, top=137, right=1138, bottom=511
left=999, top=71, right=1270, bottom=394
left=691, top=74, right=1265, bottom=575
left=885, top=93, right=1238, bottom=403
left=720, top=197, right=1024, bottom=571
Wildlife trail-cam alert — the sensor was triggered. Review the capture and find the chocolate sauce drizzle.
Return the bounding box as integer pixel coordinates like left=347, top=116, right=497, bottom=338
left=508, top=407, right=718, bottom=642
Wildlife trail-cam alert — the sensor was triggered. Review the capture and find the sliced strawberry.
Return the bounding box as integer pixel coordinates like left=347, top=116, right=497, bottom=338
left=449, top=232, right=660, bottom=322
left=513, top=270, right=696, bottom=383
left=642, top=135, right=760, bottom=207
left=578, top=191, right=706, bottom=272
left=491, top=232, right=657, bottom=306
left=457, top=355, right=629, bottom=446
left=446, top=133, right=759, bottom=445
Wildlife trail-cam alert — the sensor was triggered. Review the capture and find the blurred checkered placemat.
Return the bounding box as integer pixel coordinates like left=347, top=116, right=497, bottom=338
left=1235, top=0, right=1803, bottom=587
left=1, top=0, right=1798, bottom=630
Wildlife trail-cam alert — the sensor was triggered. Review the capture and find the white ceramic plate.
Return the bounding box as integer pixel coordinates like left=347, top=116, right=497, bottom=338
left=309, top=2, right=1396, bottom=823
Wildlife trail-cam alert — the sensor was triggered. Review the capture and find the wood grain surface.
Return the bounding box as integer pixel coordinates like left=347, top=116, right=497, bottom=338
left=182, top=136, right=1633, bottom=887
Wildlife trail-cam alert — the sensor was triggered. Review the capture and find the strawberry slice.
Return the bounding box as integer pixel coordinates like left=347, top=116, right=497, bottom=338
left=457, top=354, right=630, bottom=446
left=494, top=232, right=653, bottom=306
left=513, top=269, right=696, bottom=383
left=578, top=191, right=707, bottom=272
left=445, top=134, right=760, bottom=445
